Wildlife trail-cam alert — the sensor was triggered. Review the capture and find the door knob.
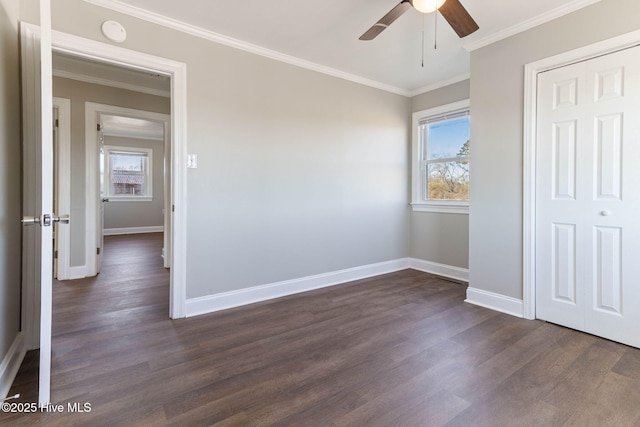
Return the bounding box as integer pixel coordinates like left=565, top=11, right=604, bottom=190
left=23, top=214, right=70, bottom=226
left=600, top=210, right=613, bottom=216
left=53, top=214, right=70, bottom=224
left=21, top=216, right=41, bottom=225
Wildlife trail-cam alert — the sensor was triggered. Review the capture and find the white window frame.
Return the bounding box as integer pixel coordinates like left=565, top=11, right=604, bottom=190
left=411, top=99, right=470, bottom=214
left=102, top=145, right=153, bottom=202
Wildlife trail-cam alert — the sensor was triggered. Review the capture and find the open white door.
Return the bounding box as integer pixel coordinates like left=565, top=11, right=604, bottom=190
left=20, top=1, right=57, bottom=406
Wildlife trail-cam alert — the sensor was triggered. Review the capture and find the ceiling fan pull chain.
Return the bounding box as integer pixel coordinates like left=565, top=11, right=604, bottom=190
left=421, top=13, right=425, bottom=67
left=434, top=9, right=438, bottom=50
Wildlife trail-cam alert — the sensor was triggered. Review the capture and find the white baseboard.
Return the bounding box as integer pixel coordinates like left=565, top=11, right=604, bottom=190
left=0, top=333, right=26, bottom=399
left=185, top=257, right=525, bottom=321
left=57, top=265, right=87, bottom=280
left=103, top=226, right=164, bottom=236
left=408, top=258, right=469, bottom=282
left=186, top=258, right=410, bottom=317
left=465, top=287, right=524, bottom=318
left=66, top=266, right=87, bottom=280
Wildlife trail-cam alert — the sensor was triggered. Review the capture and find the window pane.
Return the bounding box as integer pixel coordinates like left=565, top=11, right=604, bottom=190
left=428, top=116, right=470, bottom=159
left=426, top=160, right=469, bottom=200
left=110, top=152, right=147, bottom=196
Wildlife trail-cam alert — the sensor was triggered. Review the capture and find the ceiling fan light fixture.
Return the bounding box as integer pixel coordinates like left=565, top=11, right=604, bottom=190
left=410, top=0, right=447, bottom=13
left=359, top=0, right=478, bottom=41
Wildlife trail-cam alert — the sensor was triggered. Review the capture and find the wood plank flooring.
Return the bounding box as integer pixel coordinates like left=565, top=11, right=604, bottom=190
left=3, top=233, right=640, bottom=426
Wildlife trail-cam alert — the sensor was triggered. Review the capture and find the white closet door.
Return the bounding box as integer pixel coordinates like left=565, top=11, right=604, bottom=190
left=536, top=45, right=640, bottom=348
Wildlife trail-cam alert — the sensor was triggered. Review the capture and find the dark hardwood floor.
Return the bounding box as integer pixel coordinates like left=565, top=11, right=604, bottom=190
left=3, top=233, right=640, bottom=426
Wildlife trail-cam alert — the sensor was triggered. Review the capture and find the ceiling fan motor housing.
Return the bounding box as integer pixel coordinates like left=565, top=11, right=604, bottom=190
left=410, top=0, right=447, bottom=14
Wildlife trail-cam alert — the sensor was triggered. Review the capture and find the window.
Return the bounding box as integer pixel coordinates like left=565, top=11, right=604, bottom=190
left=101, top=145, right=153, bottom=201
left=411, top=100, right=470, bottom=214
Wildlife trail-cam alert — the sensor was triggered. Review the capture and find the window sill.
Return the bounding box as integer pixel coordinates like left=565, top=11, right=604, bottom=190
left=105, top=196, right=153, bottom=202
left=411, top=201, right=469, bottom=214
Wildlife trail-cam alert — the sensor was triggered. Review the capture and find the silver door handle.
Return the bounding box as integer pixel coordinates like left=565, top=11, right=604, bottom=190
left=21, top=216, right=41, bottom=225
left=22, top=214, right=69, bottom=226
left=53, top=214, right=70, bottom=224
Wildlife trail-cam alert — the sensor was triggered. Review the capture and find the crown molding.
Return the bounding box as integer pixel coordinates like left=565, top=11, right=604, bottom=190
left=409, top=73, right=470, bottom=97
left=463, top=0, right=601, bottom=52
left=53, top=68, right=170, bottom=97
left=83, top=0, right=413, bottom=97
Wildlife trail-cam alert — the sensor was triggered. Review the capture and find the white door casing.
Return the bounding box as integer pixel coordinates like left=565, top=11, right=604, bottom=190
left=85, top=103, right=171, bottom=276
left=523, top=30, right=640, bottom=320
left=52, top=97, right=72, bottom=280
left=50, top=30, right=188, bottom=319
left=535, top=46, right=640, bottom=348
left=20, top=25, right=187, bottom=407
left=19, top=0, right=54, bottom=406
left=97, top=116, right=105, bottom=275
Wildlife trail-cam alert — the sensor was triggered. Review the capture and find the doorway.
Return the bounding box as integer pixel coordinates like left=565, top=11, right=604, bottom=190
left=523, top=31, right=640, bottom=348
left=20, top=26, right=188, bottom=404
left=51, top=51, right=173, bottom=280
left=82, top=103, right=172, bottom=276
left=97, top=112, right=170, bottom=270
left=46, top=30, right=188, bottom=319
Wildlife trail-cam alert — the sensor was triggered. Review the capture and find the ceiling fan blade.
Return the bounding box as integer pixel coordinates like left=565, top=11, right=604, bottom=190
left=359, top=1, right=412, bottom=41
left=438, top=0, right=479, bottom=38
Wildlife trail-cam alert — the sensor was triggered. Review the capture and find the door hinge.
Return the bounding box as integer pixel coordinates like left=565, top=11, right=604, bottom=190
left=54, top=250, right=58, bottom=259
left=55, top=119, right=59, bottom=128
left=97, top=123, right=102, bottom=131
left=97, top=247, right=101, bottom=255
left=172, top=204, right=175, bottom=212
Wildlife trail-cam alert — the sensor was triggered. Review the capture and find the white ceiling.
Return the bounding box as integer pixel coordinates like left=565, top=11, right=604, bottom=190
left=101, top=114, right=165, bottom=140
left=86, top=0, right=599, bottom=95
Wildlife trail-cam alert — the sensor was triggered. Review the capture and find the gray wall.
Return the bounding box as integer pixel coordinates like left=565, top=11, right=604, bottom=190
left=102, top=135, right=165, bottom=230
left=470, top=0, right=640, bottom=299
left=52, top=76, right=170, bottom=267
left=410, top=80, right=470, bottom=268
left=49, top=0, right=411, bottom=299
left=0, top=0, right=21, bottom=371
left=411, top=80, right=470, bottom=113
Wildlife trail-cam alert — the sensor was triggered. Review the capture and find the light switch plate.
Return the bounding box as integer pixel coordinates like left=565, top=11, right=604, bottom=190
left=187, top=154, right=198, bottom=169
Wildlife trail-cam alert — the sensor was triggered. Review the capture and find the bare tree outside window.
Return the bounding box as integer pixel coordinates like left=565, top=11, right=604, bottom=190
left=412, top=100, right=470, bottom=213
left=427, top=139, right=469, bottom=200
left=422, top=114, right=470, bottom=201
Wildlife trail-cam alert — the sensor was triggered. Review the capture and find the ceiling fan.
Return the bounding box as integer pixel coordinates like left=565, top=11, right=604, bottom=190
left=359, top=0, right=479, bottom=41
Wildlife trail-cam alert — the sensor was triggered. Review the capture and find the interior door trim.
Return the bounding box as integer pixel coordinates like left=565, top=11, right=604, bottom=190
left=84, top=103, right=170, bottom=277
left=52, top=97, right=72, bottom=280
left=522, top=29, right=640, bottom=320
left=51, top=30, right=188, bottom=319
